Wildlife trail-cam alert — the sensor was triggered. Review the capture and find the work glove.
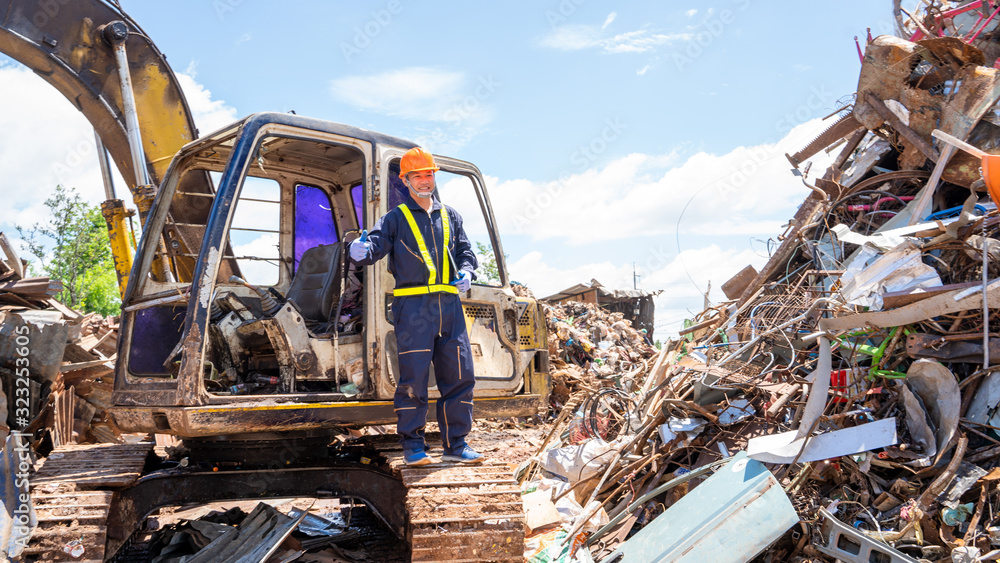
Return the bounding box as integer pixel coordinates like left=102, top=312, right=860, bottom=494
left=349, top=239, right=369, bottom=262
left=455, top=270, right=472, bottom=292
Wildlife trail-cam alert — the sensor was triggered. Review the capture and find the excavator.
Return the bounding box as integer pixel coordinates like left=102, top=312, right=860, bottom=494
left=0, top=1, right=549, bottom=560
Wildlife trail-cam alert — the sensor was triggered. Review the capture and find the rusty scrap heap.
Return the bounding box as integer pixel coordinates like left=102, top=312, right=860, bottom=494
left=0, top=233, right=121, bottom=450
left=519, top=6, right=1000, bottom=562
left=542, top=300, right=658, bottom=407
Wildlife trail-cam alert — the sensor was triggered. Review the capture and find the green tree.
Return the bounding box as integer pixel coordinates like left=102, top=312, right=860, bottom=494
left=16, top=185, right=121, bottom=316
left=475, top=241, right=508, bottom=284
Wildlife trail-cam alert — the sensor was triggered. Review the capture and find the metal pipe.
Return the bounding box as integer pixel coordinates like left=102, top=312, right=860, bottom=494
left=106, top=22, right=152, bottom=189
left=984, top=217, right=990, bottom=369
left=94, top=130, right=116, bottom=200
left=969, top=2, right=1000, bottom=43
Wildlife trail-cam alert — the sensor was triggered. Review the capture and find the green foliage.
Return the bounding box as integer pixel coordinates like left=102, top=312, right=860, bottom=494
left=16, top=185, right=121, bottom=316
left=474, top=240, right=507, bottom=284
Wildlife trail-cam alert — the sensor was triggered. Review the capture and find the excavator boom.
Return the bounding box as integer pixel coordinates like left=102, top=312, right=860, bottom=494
left=0, top=0, right=213, bottom=282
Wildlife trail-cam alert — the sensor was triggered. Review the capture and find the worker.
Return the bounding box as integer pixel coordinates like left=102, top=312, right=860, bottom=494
left=640, top=328, right=653, bottom=346
left=349, top=147, right=482, bottom=466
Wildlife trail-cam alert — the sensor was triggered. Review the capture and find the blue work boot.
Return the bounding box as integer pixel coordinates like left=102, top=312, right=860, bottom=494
left=403, top=448, right=433, bottom=466
left=442, top=445, right=484, bottom=464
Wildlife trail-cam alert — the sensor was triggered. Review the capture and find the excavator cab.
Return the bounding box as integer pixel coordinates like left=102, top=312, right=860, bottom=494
left=111, top=112, right=549, bottom=437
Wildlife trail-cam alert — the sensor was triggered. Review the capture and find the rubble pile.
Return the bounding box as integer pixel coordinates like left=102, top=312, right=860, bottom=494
left=517, top=8, right=1000, bottom=562
left=0, top=232, right=123, bottom=448
left=542, top=300, right=658, bottom=407
left=137, top=500, right=398, bottom=563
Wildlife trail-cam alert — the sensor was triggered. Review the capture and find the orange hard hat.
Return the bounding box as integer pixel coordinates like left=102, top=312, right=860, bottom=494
left=399, top=147, right=439, bottom=180
left=983, top=154, right=1000, bottom=206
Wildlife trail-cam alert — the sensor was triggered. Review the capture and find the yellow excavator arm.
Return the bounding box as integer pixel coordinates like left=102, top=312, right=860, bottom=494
left=0, top=0, right=212, bottom=284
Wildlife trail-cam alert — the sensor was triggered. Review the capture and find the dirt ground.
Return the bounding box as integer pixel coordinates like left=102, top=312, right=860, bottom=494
left=460, top=416, right=552, bottom=466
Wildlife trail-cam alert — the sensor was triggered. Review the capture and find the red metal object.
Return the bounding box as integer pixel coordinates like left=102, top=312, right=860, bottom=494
left=968, top=2, right=1000, bottom=43
left=831, top=370, right=850, bottom=403
left=908, top=1, right=986, bottom=41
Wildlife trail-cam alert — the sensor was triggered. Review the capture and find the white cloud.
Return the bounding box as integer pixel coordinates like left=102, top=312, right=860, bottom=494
left=483, top=117, right=836, bottom=245
left=492, top=118, right=843, bottom=338
left=541, top=24, right=692, bottom=54
left=232, top=233, right=280, bottom=286
left=179, top=62, right=240, bottom=134
left=0, top=60, right=237, bottom=257
left=510, top=251, right=634, bottom=299
left=685, top=9, right=698, bottom=17
left=235, top=33, right=252, bottom=45
left=330, top=67, right=489, bottom=123
left=637, top=65, right=651, bottom=76
left=330, top=67, right=497, bottom=153
left=602, top=12, right=617, bottom=31
left=511, top=244, right=769, bottom=337
left=0, top=63, right=125, bottom=247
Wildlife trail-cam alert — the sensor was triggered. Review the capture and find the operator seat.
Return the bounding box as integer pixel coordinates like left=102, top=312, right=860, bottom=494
left=285, top=243, right=343, bottom=330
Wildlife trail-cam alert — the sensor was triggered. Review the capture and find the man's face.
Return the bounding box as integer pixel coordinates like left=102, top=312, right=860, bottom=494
left=406, top=170, right=436, bottom=198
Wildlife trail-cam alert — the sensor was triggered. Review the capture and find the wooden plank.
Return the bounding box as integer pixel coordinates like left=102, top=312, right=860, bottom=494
left=721, top=264, right=759, bottom=300
left=882, top=280, right=982, bottom=309
left=0, top=232, right=24, bottom=279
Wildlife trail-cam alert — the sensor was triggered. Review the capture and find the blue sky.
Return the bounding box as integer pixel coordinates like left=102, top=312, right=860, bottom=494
left=0, top=1, right=892, bottom=335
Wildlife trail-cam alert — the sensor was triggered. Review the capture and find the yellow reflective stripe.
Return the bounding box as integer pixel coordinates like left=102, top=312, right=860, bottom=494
left=441, top=206, right=451, bottom=284
left=398, top=204, right=436, bottom=285
left=398, top=204, right=451, bottom=284
left=393, top=284, right=459, bottom=296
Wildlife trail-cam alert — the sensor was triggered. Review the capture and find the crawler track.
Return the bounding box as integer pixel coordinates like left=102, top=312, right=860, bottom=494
left=25, top=443, right=153, bottom=562
left=385, top=453, right=525, bottom=562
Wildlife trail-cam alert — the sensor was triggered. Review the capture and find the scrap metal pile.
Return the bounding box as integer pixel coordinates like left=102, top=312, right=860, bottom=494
left=541, top=298, right=658, bottom=409
left=517, top=6, right=1000, bottom=562
left=135, top=500, right=404, bottom=563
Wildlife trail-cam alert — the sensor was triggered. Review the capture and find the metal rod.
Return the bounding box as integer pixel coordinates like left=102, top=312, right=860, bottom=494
left=984, top=216, right=990, bottom=368
left=111, top=40, right=151, bottom=189
left=94, top=130, right=116, bottom=200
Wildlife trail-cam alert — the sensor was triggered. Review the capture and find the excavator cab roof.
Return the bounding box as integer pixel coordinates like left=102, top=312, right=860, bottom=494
left=178, top=111, right=420, bottom=157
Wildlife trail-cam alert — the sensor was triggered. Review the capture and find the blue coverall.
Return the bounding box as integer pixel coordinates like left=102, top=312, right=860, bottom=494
left=353, top=195, right=479, bottom=454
